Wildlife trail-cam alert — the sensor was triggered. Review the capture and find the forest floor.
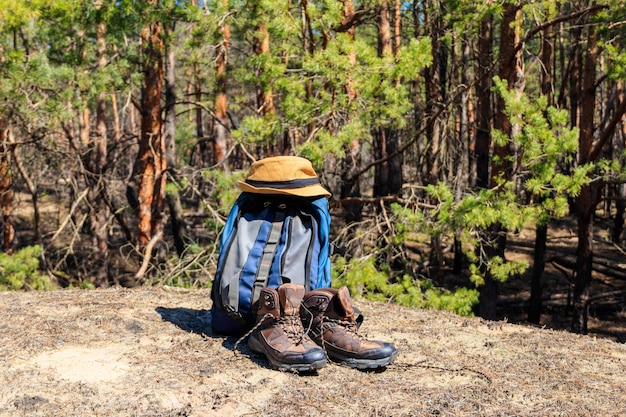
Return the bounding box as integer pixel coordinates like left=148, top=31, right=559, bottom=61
left=0, top=286, right=624, bottom=417
left=498, top=215, right=626, bottom=343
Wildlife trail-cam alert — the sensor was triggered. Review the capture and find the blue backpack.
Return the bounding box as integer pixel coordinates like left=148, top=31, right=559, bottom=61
left=211, top=192, right=332, bottom=335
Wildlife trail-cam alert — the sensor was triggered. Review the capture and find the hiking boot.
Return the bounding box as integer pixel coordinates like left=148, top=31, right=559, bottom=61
left=248, top=284, right=327, bottom=372
left=301, top=286, right=398, bottom=370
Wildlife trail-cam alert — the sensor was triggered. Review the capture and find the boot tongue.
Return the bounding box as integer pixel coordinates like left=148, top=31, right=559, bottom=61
left=333, top=286, right=355, bottom=322
left=279, top=284, right=305, bottom=316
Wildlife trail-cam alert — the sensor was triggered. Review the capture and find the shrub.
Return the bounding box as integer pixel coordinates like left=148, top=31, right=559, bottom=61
left=0, top=245, right=52, bottom=291
left=332, top=256, right=478, bottom=316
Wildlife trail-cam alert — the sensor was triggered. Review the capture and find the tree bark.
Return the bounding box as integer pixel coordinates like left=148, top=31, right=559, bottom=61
left=572, top=23, right=600, bottom=334
left=0, top=46, right=14, bottom=253
left=0, top=122, right=14, bottom=253
left=339, top=0, right=363, bottom=226
left=528, top=222, right=547, bottom=324
left=474, top=15, right=492, bottom=189
left=193, top=61, right=209, bottom=167
left=254, top=15, right=274, bottom=120
left=213, top=3, right=230, bottom=169
left=373, top=1, right=392, bottom=198
left=474, top=11, right=495, bottom=318
left=393, top=0, right=401, bottom=55
left=614, top=182, right=626, bottom=244
left=137, top=9, right=166, bottom=247
left=164, top=24, right=187, bottom=257
left=343, top=0, right=357, bottom=103
left=255, top=26, right=273, bottom=116
left=423, top=0, right=447, bottom=186
left=89, top=17, right=111, bottom=287
left=610, top=88, right=625, bottom=244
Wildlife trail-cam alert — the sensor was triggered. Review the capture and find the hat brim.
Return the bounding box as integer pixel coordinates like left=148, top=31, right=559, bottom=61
left=238, top=181, right=331, bottom=198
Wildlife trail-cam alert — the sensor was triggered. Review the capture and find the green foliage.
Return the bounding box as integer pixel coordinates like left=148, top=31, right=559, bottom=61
left=0, top=0, right=44, bottom=31
left=232, top=114, right=280, bottom=150
left=203, top=168, right=245, bottom=217
left=0, top=246, right=52, bottom=291
left=605, top=44, right=626, bottom=80
left=332, top=256, right=479, bottom=316
left=229, top=1, right=433, bottom=164
left=299, top=120, right=368, bottom=166
left=385, top=84, right=589, bottom=291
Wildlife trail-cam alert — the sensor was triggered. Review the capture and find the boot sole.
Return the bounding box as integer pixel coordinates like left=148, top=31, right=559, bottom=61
left=329, top=349, right=398, bottom=370
left=249, top=334, right=327, bottom=372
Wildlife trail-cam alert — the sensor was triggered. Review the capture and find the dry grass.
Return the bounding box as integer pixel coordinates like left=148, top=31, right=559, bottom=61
left=0, top=287, right=624, bottom=417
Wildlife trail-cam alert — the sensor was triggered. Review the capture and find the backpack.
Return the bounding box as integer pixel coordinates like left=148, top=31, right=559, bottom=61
left=211, top=192, right=332, bottom=335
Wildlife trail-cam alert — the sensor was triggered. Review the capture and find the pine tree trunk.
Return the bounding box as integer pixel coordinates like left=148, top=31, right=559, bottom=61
left=213, top=4, right=230, bottom=168
left=253, top=8, right=275, bottom=123
left=454, top=37, right=471, bottom=274
left=388, top=132, right=403, bottom=194
left=612, top=90, right=625, bottom=243
left=528, top=222, right=547, bottom=324
left=574, top=206, right=594, bottom=334
left=0, top=122, right=14, bottom=253
left=373, top=1, right=390, bottom=196
left=340, top=142, right=363, bottom=225
left=0, top=50, right=11, bottom=253
left=340, top=0, right=363, bottom=226
left=572, top=23, right=600, bottom=334
left=424, top=0, right=446, bottom=186
left=343, top=0, right=357, bottom=102
left=474, top=16, right=492, bottom=189
left=474, top=13, right=494, bottom=317
left=90, top=18, right=111, bottom=286
left=164, top=29, right=187, bottom=257
left=137, top=12, right=166, bottom=246
left=614, top=182, right=626, bottom=243
left=568, top=3, right=583, bottom=128
left=111, top=93, right=121, bottom=143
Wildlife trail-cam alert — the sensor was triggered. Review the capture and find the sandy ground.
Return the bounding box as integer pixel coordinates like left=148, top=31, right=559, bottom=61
left=0, top=287, right=625, bottom=417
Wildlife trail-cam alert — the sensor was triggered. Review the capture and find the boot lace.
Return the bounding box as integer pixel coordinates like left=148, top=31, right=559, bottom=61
left=322, top=317, right=359, bottom=334
left=277, top=314, right=308, bottom=344
left=233, top=313, right=273, bottom=354
left=301, top=302, right=361, bottom=353
left=233, top=312, right=314, bottom=354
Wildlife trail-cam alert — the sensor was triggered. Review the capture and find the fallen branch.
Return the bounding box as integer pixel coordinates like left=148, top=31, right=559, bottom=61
left=135, top=231, right=163, bottom=283
left=50, top=187, right=90, bottom=242
left=583, top=290, right=626, bottom=307
left=550, top=256, right=626, bottom=281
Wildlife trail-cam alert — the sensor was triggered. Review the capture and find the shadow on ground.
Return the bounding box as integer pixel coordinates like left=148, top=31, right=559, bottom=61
left=155, top=306, right=273, bottom=369
left=156, top=307, right=213, bottom=337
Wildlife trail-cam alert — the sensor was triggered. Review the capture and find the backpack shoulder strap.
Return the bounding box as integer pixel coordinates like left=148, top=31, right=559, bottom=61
left=251, top=205, right=286, bottom=307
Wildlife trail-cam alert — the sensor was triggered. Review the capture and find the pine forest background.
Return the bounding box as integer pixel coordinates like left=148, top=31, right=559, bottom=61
left=1, top=0, right=625, bottom=338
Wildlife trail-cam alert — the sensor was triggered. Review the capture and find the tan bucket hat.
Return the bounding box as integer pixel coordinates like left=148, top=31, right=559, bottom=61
left=238, top=156, right=331, bottom=198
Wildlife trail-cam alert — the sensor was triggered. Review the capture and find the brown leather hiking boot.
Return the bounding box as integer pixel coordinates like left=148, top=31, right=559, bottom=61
left=301, top=286, right=398, bottom=370
left=248, top=284, right=327, bottom=372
